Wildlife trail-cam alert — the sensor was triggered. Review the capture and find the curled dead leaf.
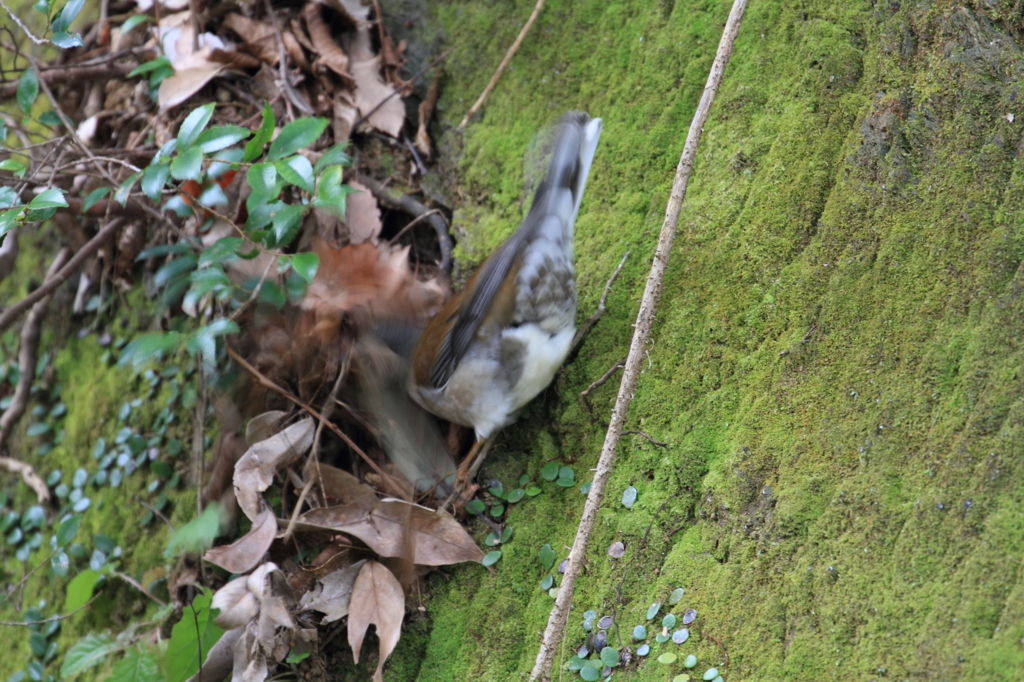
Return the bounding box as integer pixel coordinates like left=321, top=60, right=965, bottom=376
left=212, top=575, right=260, bottom=630
left=297, top=495, right=484, bottom=566
left=304, top=460, right=376, bottom=506
left=245, top=411, right=290, bottom=448
left=234, top=418, right=315, bottom=521
left=299, top=558, right=366, bottom=622
left=347, top=560, right=404, bottom=682
left=345, top=181, right=383, bottom=244
left=303, top=2, right=354, bottom=86
left=204, top=505, right=277, bottom=574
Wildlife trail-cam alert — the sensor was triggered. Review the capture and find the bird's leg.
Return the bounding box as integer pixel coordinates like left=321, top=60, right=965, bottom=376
left=461, top=435, right=495, bottom=485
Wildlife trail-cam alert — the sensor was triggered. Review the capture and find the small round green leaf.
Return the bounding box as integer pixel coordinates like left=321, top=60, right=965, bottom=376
left=599, top=647, right=619, bottom=667
left=702, top=668, right=719, bottom=681
left=622, top=485, right=638, bottom=508
left=669, top=587, right=685, bottom=604
left=663, top=613, right=677, bottom=629
left=633, top=625, right=647, bottom=640
left=539, top=543, right=556, bottom=569
left=506, top=488, right=525, bottom=503
left=540, top=461, right=559, bottom=481
left=482, top=551, right=501, bottom=566
left=684, top=654, right=698, bottom=668
left=580, top=666, right=600, bottom=681
left=658, top=653, right=678, bottom=665
left=647, top=602, right=661, bottom=620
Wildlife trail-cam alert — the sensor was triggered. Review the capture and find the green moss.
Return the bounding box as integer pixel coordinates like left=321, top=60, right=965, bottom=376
left=402, top=0, right=1024, bottom=679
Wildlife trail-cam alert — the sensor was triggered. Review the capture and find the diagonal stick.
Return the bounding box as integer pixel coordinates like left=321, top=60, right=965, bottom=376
left=528, top=0, right=751, bottom=678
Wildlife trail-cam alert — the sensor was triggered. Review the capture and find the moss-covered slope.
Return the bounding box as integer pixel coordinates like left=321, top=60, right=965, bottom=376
left=412, top=1, right=1024, bottom=680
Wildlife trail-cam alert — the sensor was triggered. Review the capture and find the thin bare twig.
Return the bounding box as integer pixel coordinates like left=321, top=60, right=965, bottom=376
left=458, top=0, right=546, bottom=129
left=388, top=208, right=445, bottom=245
left=0, top=596, right=100, bottom=626
left=0, top=218, right=125, bottom=334
left=579, top=358, right=625, bottom=422
left=0, top=247, right=70, bottom=502
left=0, top=0, right=48, bottom=44
left=224, top=345, right=402, bottom=490
left=355, top=173, right=452, bottom=273
left=570, top=251, right=629, bottom=354
left=112, top=571, right=167, bottom=606
left=262, top=0, right=313, bottom=116
left=530, top=1, right=750, bottom=677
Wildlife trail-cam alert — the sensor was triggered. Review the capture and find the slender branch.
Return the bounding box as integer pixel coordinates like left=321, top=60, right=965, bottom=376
left=0, top=62, right=137, bottom=100
left=0, top=218, right=125, bottom=334
left=0, top=0, right=48, bottom=44
left=570, top=251, right=629, bottom=354
left=529, top=0, right=750, bottom=677
left=355, top=173, right=452, bottom=273
left=224, top=345, right=403, bottom=490
left=0, top=596, right=100, bottom=626
left=458, top=0, right=546, bottom=129
left=0, top=247, right=70, bottom=503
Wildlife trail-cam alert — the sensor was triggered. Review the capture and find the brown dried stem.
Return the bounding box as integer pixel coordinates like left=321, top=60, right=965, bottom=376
left=0, top=247, right=71, bottom=502
left=0, top=218, right=125, bottom=334
left=355, top=173, right=452, bottom=273
left=457, top=0, right=546, bottom=129
left=224, top=344, right=401, bottom=490
left=529, top=0, right=750, bottom=677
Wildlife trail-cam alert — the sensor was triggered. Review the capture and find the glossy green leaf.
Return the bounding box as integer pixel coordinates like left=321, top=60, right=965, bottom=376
left=118, top=332, right=182, bottom=369
left=267, top=117, right=328, bottom=161
left=82, top=186, right=110, bottom=212
left=313, top=142, right=351, bottom=174
left=271, top=203, right=307, bottom=247
left=61, top=632, right=117, bottom=676
left=291, top=251, right=319, bottom=284
left=17, top=67, right=39, bottom=114
left=482, top=551, right=501, bottom=566
left=177, top=103, right=216, bottom=149
left=127, top=56, right=170, bottom=78
left=195, top=125, right=251, bottom=154
left=198, top=237, right=243, bottom=267
left=276, top=154, right=315, bottom=192
left=51, top=31, right=84, bottom=48
left=108, top=648, right=160, bottom=682
left=540, top=461, right=560, bottom=481
left=163, top=588, right=224, bottom=682
left=244, top=101, right=274, bottom=162
left=52, top=0, right=85, bottom=32
left=141, top=162, right=170, bottom=202
left=622, top=485, right=638, bottom=508
left=170, top=147, right=203, bottom=181
left=121, top=15, right=149, bottom=33
left=26, top=188, right=68, bottom=210
left=56, top=514, right=82, bottom=546
left=64, top=568, right=101, bottom=613
left=113, top=171, right=141, bottom=206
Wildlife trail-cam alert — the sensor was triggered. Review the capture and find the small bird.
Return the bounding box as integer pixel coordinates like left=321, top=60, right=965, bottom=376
left=409, top=111, right=603, bottom=477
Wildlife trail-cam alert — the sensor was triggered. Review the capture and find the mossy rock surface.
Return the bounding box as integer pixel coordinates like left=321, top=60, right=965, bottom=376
left=410, top=0, right=1024, bottom=680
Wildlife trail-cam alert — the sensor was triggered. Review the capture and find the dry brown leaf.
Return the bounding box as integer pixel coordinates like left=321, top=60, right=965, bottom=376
left=303, top=2, right=354, bottom=85
left=415, top=71, right=440, bottom=159
left=331, top=0, right=405, bottom=136
left=256, top=569, right=296, bottom=662
left=212, top=576, right=260, bottom=630
left=332, top=91, right=358, bottom=143
left=183, top=627, right=243, bottom=682
left=223, top=13, right=308, bottom=70
left=304, top=460, right=376, bottom=506
left=204, top=505, right=277, bottom=574
left=347, top=560, right=404, bottom=682
left=300, top=240, right=445, bottom=327
left=234, top=418, right=315, bottom=521
left=245, top=411, right=290, bottom=447
left=297, top=495, right=484, bottom=566
left=345, top=180, right=382, bottom=244
left=299, top=558, right=366, bottom=622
